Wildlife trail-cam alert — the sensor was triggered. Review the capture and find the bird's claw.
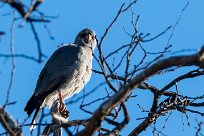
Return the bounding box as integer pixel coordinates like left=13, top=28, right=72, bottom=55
left=59, top=103, right=69, bottom=118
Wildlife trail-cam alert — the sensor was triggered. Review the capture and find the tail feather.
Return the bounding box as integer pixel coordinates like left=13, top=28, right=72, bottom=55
left=24, top=94, right=44, bottom=130
left=30, top=107, right=42, bottom=131
left=25, top=94, right=40, bottom=115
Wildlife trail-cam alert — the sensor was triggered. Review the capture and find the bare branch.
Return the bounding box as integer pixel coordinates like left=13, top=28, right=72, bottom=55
left=195, top=119, right=203, bottom=136
left=0, top=31, right=5, bottom=35
left=1, top=0, right=50, bottom=22
left=98, top=3, right=125, bottom=48
left=0, top=53, right=42, bottom=62
left=30, top=22, right=45, bottom=63
left=166, top=1, right=190, bottom=45
left=142, top=26, right=172, bottom=42
left=161, top=68, right=204, bottom=92
left=78, top=46, right=204, bottom=135
left=23, top=0, right=44, bottom=21
left=0, top=107, right=22, bottom=136
left=3, top=12, right=16, bottom=109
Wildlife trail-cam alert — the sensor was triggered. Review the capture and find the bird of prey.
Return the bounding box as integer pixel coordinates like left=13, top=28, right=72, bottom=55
left=24, top=28, right=97, bottom=130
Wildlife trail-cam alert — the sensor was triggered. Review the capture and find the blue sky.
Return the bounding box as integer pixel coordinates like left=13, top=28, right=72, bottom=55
left=0, top=0, right=204, bottom=135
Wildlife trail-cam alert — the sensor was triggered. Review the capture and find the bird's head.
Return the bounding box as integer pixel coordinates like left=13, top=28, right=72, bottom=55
left=74, top=28, right=97, bottom=51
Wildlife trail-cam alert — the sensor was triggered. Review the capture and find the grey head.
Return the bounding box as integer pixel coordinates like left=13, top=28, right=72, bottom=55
left=74, top=28, right=97, bottom=51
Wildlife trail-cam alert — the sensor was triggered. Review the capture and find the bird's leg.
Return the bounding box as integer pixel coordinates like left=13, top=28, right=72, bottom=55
left=58, top=91, right=66, bottom=111
left=58, top=91, right=69, bottom=119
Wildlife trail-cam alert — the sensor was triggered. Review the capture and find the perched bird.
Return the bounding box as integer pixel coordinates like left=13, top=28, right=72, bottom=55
left=24, top=28, right=97, bottom=130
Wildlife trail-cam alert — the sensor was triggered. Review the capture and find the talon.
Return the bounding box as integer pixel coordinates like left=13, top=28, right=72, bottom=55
left=59, top=103, right=69, bottom=118
left=60, top=109, right=69, bottom=118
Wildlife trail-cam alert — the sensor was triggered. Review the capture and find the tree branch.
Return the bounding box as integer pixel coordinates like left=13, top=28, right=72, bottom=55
left=78, top=46, right=204, bottom=136
left=0, top=107, right=22, bottom=136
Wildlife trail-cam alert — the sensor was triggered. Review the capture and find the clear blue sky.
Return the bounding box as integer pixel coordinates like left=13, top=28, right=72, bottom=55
left=0, top=0, right=204, bottom=135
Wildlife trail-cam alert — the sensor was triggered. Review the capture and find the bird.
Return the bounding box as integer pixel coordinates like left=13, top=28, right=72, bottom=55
left=24, top=28, right=97, bottom=130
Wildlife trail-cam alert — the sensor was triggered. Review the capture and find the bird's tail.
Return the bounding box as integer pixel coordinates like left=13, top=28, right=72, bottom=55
left=24, top=94, right=44, bottom=130
left=30, top=107, right=42, bottom=131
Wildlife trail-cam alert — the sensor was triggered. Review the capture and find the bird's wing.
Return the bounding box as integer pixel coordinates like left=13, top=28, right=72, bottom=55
left=34, top=44, right=82, bottom=97
left=24, top=44, right=82, bottom=117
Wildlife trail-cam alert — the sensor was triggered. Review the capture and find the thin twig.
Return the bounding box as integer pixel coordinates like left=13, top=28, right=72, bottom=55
left=4, top=12, right=16, bottom=109
left=30, top=22, right=45, bottom=63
